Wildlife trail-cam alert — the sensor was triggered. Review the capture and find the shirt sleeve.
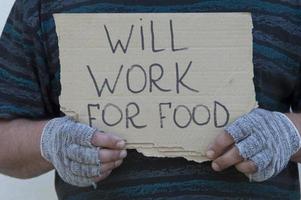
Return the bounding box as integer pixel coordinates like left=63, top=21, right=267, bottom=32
left=0, top=0, right=46, bottom=119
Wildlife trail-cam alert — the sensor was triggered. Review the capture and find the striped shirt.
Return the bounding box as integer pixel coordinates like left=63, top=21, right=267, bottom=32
left=0, top=0, right=300, bottom=199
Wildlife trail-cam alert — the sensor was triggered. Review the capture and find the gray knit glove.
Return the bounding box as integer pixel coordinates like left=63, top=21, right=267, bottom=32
left=40, top=116, right=101, bottom=187
left=225, top=108, right=301, bottom=182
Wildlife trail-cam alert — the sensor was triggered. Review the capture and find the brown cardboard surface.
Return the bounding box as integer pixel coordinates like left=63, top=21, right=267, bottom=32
left=55, top=13, right=256, bottom=162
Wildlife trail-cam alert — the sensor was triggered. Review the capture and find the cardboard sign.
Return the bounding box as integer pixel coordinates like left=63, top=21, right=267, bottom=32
left=55, top=13, right=256, bottom=162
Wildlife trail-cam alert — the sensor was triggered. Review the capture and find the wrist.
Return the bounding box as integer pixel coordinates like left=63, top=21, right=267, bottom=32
left=285, top=113, right=301, bottom=162
left=40, top=117, right=71, bottom=162
left=40, top=118, right=56, bottom=162
left=285, top=113, right=301, bottom=134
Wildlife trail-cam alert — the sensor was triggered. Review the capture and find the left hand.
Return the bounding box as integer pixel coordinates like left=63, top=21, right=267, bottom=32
left=206, top=108, right=301, bottom=182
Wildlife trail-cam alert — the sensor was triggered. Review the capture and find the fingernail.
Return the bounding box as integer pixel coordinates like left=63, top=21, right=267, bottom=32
left=212, top=162, right=221, bottom=171
left=117, top=140, right=126, bottom=148
left=206, top=150, right=215, bottom=159
left=119, top=150, right=127, bottom=159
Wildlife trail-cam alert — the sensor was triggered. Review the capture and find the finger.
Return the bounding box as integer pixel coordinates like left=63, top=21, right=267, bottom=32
left=249, top=149, right=272, bottom=172
left=66, top=144, right=99, bottom=165
left=206, top=131, right=235, bottom=159
left=247, top=149, right=273, bottom=182
left=64, top=174, right=94, bottom=187
left=212, top=146, right=244, bottom=171
left=225, top=115, right=252, bottom=142
left=91, top=132, right=126, bottom=149
left=70, top=161, right=100, bottom=178
left=236, top=135, right=265, bottom=159
left=99, top=149, right=127, bottom=163
left=93, top=170, right=112, bottom=183
left=235, top=160, right=257, bottom=174
left=100, top=160, right=123, bottom=173
left=69, top=122, right=97, bottom=147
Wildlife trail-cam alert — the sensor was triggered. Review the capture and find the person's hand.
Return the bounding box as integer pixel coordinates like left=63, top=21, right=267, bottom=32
left=206, top=108, right=301, bottom=181
left=40, top=116, right=127, bottom=187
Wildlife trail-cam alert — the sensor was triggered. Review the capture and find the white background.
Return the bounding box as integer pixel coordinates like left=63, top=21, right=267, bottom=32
left=0, top=1, right=56, bottom=199
left=0, top=1, right=14, bottom=35
left=0, top=1, right=301, bottom=200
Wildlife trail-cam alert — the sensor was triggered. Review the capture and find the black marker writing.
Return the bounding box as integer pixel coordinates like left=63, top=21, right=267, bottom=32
left=126, top=102, right=147, bottom=129
left=176, top=61, right=199, bottom=94
left=86, top=65, right=123, bottom=97
left=104, top=24, right=134, bottom=54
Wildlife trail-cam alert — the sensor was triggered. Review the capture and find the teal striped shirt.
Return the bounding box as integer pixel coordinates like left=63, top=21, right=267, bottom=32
left=0, top=0, right=300, bottom=199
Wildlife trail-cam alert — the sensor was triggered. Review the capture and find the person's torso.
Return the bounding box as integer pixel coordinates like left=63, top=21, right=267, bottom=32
left=31, top=1, right=301, bottom=199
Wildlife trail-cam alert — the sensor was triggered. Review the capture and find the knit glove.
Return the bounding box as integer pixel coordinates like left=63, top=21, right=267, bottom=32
left=40, top=116, right=101, bottom=187
left=225, top=108, right=301, bottom=181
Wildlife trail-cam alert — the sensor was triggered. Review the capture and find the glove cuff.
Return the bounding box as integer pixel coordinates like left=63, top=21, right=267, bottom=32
left=275, top=112, right=301, bottom=155
left=40, top=116, right=72, bottom=162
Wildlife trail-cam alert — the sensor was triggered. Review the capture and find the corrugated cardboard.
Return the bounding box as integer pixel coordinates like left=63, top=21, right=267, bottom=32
left=55, top=13, right=256, bottom=162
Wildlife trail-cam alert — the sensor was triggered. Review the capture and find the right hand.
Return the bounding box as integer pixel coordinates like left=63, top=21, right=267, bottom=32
left=206, top=108, right=301, bottom=182
left=40, top=116, right=127, bottom=187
